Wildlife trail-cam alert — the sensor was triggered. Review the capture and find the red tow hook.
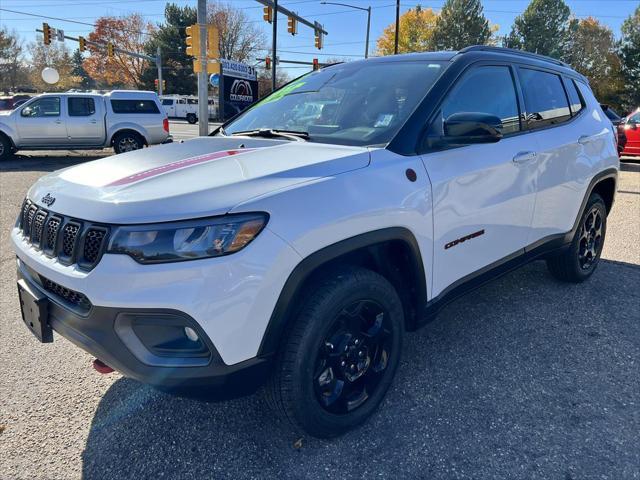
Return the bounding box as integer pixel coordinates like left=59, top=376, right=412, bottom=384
left=92, top=358, right=115, bottom=374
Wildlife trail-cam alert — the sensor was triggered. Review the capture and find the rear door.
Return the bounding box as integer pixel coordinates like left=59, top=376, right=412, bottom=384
left=516, top=67, right=611, bottom=242
left=16, top=96, right=67, bottom=146
left=161, top=98, right=176, bottom=117
left=421, top=63, right=538, bottom=297
left=66, top=96, right=104, bottom=145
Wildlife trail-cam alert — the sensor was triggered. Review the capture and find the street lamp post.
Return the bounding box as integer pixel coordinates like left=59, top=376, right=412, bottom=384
left=320, top=2, right=371, bottom=59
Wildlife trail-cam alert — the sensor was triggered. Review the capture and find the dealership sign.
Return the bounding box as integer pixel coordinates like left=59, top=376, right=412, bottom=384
left=221, top=59, right=258, bottom=120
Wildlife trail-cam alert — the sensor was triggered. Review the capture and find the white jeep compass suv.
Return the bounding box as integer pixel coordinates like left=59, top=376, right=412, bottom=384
left=12, top=47, right=618, bottom=438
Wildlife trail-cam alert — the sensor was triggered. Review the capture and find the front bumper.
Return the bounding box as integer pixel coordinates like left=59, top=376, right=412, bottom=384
left=17, top=263, right=271, bottom=395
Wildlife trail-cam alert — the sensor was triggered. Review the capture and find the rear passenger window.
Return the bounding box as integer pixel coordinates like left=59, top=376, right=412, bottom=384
left=564, top=79, right=584, bottom=116
left=110, top=99, right=160, bottom=114
left=441, top=66, right=521, bottom=135
left=519, top=68, right=571, bottom=129
left=68, top=97, right=95, bottom=116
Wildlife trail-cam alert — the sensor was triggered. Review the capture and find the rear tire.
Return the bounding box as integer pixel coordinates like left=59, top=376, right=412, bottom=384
left=265, top=266, right=404, bottom=438
left=186, top=113, right=197, bottom=124
left=113, top=132, right=144, bottom=154
left=0, top=134, right=13, bottom=161
left=546, top=193, right=607, bottom=283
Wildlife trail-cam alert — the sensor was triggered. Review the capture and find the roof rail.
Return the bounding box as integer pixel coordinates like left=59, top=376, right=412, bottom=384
left=458, top=45, right=568, bottom=68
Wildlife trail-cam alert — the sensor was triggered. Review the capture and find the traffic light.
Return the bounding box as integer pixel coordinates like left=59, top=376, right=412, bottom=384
left=265, top=56, right=271, bottom=70
left=287, top=16, right=298, bottom=35
left=42, top=23, right=52, bottom=45
left=154, top=79, right=166, bottom=91
left=312, top=58, right=319, bottom=71
left=314, top=31, right=323, bottom=50
left=106, top=42, right=114, bottom=58
left=78, top=36, right=86, bottom=52
left=263, top=6, right=273, bottom=23
left=185, top=25, right=200, bottom=57
left=207, top=25, right=219, bottom=59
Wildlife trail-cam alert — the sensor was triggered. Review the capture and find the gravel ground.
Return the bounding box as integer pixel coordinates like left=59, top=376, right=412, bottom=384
left=1, top=155, right=639, bottom=480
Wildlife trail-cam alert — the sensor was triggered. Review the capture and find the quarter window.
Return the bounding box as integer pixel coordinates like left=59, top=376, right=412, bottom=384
left=161, top=99, right=174, bottom=106
left=110, top=99, right=160, bottom=114
left=21, top=97, right=60, bottom=117
left=519, top=68, right=571, bottom=129
left=564, top=79, right=584, bottom=116
left=440, top=66, right=521, bottom=135
left=68, top=97, right=96, bottom=117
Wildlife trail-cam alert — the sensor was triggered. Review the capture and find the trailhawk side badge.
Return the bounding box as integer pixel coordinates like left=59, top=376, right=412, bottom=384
left=444, top=230, right=485, bottom=250
left=41, top=193, right=56, bottom=207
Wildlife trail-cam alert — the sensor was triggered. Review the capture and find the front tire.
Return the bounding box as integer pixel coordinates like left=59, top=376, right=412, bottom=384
left=0, top=135, right=13, bottom=161
left=113, top=132, right=143, bottom=154
left=265, top=266, right=404, bottom=438
left=186, top=113, right=197, bottom=124
left=546, top=193, right=607, bottom=282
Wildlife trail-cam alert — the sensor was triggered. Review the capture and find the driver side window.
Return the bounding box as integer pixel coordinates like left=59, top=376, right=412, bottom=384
left=21, top=97, right=61, bottom=118
left=440, top=66, right=521, bottom=135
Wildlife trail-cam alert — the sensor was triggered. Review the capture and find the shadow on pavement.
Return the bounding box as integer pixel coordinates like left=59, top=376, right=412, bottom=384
left=81, top=259, right=640, bottom=480
left=0, top=153, right=110, bottom=173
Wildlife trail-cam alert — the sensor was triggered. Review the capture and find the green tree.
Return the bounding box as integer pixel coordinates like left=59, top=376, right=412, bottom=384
left=504, top=0, right=571, bottom=59
left=564, top=18, right=624, bottom=109
left=619, top=5, right=640, bottom=111
left=376, top=6, right=438, bottom=55
left=431, top=0, right=492, bottom=50
left=71, top=49, right=95, bottom=90
left=141, top=3, right=198, bottom=95
left=0, top=27, right=29, bottom=92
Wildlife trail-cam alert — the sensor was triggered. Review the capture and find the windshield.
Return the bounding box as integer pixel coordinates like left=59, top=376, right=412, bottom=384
left=224, top=60, right=447, bottom=147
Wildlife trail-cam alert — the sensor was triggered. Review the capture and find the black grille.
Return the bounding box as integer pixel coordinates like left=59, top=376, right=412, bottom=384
left=62, top=223, right=80, bottom=257
left=18, top=199, right=109, bottom=270
left=83, top=228, right=107, bottom=264
left=41, top=276, right=92, bottom=310
left=31, top=210, right=47, bottom=247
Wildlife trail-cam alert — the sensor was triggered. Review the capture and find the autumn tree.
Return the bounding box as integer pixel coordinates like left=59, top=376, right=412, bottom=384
left=207, top=1, right=266, bottom=63
left=564, top=18, right=624, bottom=107
left=28, top=38, right=80, bottom=92
left=431, top=0, right=492, bottom=50
left=0, top=28, right=29, bottom=92
left=504, top=0, right=571, bottom=59
left=376, top=6, right=438, bottom=55
left=84, top=14, right=153, bottom=88
left=619, top=5, right=640, bottom=111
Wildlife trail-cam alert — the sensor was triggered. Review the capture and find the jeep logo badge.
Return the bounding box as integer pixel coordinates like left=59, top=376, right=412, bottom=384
left=41, top=193, right=56, bottom=207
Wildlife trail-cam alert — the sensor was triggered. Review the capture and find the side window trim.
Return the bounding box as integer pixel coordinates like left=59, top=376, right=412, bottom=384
left=561, top=76, right=585, bottom=117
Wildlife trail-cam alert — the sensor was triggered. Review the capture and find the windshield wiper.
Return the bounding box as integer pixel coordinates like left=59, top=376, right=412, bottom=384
left=230, top=129, right=309, bottom=141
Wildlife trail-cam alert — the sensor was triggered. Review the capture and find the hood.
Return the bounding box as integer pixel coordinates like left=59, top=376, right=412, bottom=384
left=27, top=137, right=370, bottom=223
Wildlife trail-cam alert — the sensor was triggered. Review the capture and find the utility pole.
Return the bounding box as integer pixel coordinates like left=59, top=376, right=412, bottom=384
left=272, top=0, right=278, bottom=92
left=156, top=46, right=163, bottom=96
left=394, top=0, right=400, bottom=55
left=197, top=0, right=208, bottom=136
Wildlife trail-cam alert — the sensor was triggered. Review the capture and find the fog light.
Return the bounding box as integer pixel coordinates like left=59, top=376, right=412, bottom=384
left=184, top=327, right=199, bottom=342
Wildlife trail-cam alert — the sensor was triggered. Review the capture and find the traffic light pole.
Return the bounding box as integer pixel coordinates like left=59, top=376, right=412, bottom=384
left=272, top=0, right=278, bottom=92
left=156, top=46, right=163, bottom=96
left=197, top=0, right=209, bottom=136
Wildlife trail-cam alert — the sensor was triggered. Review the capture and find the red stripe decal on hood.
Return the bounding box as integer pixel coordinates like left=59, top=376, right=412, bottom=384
left=106, top=148, right=258, bottom=187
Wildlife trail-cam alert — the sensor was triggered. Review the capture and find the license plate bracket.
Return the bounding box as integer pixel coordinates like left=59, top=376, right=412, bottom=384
left=17, top=279, right=53, bottom=343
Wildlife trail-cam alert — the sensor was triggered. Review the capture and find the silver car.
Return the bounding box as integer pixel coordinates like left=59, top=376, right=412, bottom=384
left=0, top=90, right=170, bottom=160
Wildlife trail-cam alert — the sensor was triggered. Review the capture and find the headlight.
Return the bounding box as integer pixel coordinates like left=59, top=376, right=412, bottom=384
left=107, top=213, right=268, bottom=264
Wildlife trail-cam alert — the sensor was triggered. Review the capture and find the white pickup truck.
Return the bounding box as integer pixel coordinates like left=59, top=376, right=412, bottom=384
left=0, top=90, right=170, bottom=159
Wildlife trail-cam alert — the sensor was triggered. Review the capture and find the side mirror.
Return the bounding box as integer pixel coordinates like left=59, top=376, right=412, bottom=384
left=441, top=112, right=503, bottom=145
left=20, top=106, right=34, bottom=117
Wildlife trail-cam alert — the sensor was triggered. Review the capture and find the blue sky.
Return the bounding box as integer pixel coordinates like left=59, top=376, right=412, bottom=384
left=1, top=0, right=638, bottom=76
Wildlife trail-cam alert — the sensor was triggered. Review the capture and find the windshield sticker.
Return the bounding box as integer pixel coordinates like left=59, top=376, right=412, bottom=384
left=258, top=79, right=308, bottom=106
left=374, top=114, right=394, bottom=128
left=106, top=148, right=259, bottom=187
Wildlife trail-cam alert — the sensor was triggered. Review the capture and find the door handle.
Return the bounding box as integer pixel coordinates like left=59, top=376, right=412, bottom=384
left=90, top=119, right=97, bottom=124
left=512, top=151, right=537, bottom=164
left=53, top=120, right=62, bottom=124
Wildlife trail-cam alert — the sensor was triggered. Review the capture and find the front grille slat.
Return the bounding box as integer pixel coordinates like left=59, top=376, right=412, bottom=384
left=17, top=198, right=108, bottom=271
left=41, top=277, right=91, bottom=311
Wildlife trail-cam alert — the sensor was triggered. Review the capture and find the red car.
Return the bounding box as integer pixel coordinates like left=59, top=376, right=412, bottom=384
left=618, top=108, right=640, bottom=158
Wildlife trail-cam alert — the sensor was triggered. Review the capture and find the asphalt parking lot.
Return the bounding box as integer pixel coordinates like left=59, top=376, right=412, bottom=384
left=1, top=153, right=639, bottom=480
